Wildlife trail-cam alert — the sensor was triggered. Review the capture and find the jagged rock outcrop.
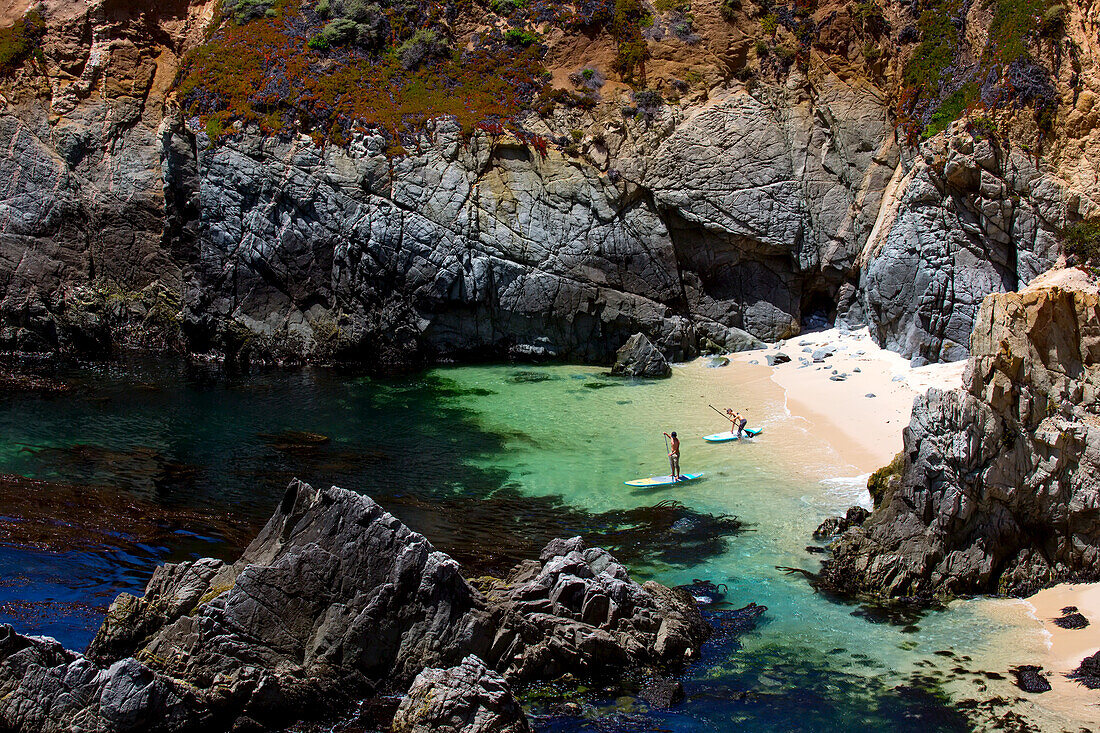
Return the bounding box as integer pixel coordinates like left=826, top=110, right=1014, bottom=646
left=820, top=269, right=1100, bottom=598
left=392, top=656, right=530, bottom=733
left=0, top=479, right=710, bottom=732
left=611, top=332, right=672, bottom=377
left=812, top=505, right=869, bottom=540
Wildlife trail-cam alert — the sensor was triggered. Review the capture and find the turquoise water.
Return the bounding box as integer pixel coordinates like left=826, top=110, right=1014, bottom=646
left=0, top=359, right=1042, bottom=730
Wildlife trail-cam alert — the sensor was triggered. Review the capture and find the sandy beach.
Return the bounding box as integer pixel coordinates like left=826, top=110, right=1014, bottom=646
left=729, top=326, right=965, bottom=473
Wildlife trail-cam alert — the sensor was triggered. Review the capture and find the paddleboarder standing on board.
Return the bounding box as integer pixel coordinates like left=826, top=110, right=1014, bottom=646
left=663, top=431, right=681, bottom=480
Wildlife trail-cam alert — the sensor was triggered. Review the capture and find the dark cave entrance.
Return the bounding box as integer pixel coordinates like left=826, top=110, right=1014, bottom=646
left=800, top=290, right=836, bottom=332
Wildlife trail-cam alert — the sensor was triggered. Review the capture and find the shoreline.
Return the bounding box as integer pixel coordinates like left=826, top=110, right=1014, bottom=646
left=722, top=327, right=1100, bottom=728
left=975, top=584, right=1100, bottom=727
left=728, top=327, right=965, bottom=474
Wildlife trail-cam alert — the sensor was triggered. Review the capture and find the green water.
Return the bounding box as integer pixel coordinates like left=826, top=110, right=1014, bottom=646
left=0, top=358, right=1054, bottom=731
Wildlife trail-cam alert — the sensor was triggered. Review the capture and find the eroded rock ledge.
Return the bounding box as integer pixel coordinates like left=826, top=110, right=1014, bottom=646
left=0, top=479, right=710, bottom=732
left=819, top=269, right=1100, bottom=599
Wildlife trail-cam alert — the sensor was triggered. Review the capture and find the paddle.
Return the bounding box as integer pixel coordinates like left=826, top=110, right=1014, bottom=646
left=708, top=404, right=735, bottom=423
left=663, top=433, right=675, bottom=479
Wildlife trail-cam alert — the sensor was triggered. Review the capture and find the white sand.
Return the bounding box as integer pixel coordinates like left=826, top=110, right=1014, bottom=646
left=729, top=327, right=965, bottom=473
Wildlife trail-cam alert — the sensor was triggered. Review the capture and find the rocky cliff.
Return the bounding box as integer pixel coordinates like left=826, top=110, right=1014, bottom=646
left=820, top=268, right=1100, bottom=598
left=0, top=479, right=711, bottom=731
left=0, top=0, right=1098, bottom=367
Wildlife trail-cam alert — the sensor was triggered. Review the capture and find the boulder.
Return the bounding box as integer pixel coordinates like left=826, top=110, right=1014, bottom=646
left=766, top=352, right=791, bottom=366
left=392, top=656, right=529, bottom=733
left=812, top=506, right=870, bottom=540
left=611, top=333, right=672, bottom=378
left=1010, top=665, right=1051, bottom=693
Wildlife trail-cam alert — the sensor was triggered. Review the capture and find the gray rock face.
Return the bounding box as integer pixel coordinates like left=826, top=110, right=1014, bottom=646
left=0, top=7, right=1084, bottom=366
left=0, top=627, right=202, bottom=733
left=855, top=131, right=1063, bottom=363
left=1, top=480, right=710, bottom=732
left=392, top=655, right=530, bottom=733
left=482, top=536, right=710, bottom=680
left=821, top=275, right=1100, bottom=598
left=611, top=332, right=672, bottom=378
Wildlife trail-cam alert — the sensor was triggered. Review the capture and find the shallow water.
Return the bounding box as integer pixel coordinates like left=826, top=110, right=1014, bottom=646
left=0, top=358, right=1066, bottom=730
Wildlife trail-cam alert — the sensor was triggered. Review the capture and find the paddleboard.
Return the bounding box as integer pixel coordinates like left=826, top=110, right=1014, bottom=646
left=702, top=427, right=763, bottom=442
left=624, top=472, right=703, bottom=487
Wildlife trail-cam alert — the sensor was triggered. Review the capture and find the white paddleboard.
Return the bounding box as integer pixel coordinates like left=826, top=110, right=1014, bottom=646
left=702, top=427, right=763, bottom=442
left=624, top=472, right=703, bottom=487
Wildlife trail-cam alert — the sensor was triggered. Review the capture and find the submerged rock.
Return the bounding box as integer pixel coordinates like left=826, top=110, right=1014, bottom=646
left=812, top=506, right=869, bottom=540
left=611, top=333, right=672, bottom=378
left=392, top=656, right=529, bottom=733
left=1, top=480, right=710, bottom=732
left=1010, top=665, right=1051, bottom=693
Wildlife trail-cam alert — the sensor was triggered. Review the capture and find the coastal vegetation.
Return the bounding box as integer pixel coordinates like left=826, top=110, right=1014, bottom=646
left=177, top=0, right=548, bottom=150
left=0, top=9, right=45, bottom=77
left=898, top=0, right=1064, bottom=139
left=1062, top=218, right=1100, bottom=274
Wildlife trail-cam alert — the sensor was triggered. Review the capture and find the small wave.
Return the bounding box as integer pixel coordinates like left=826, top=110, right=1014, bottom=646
left=819, top=474, right=873, bottom=510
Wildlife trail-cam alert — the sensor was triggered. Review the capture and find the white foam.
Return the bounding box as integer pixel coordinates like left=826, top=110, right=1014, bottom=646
left=818, top=474, right=873, bottom=510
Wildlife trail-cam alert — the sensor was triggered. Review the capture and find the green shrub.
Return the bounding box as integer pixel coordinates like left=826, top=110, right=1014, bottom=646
left=760, top=13, right=779, bottom=35
left=902, top=0, right=961, bottom=97
left=986, top=0, right=1063, bottom=64
left=853, top=0, right=886, bottom=31
left=1040, top=3, right=1065, bottom=37
left=490, top=0, right=528, bottom=14
left=719, top=0, right=739, bottom=19
left=755, top=39, right=769, bottom=56
left=923, top=82, right=979, bottom=137
left=863, top=42, right=881, bottom=61
left=867, top=452, right=905, bottom=507
left=654, top=0, right=690, bottom=11
left=1061, top=218, right=1100, bottom=273
left=397, top=28, right=453, bottom=70
left=503, top=28, right=540, bottom=46
left=223, top=0, right=275, bottom=25
left=0, top=10, right=45, bottom=76
left=611, top=0, right=651, bottom=84
left=321, top=17, right=360, bottom=45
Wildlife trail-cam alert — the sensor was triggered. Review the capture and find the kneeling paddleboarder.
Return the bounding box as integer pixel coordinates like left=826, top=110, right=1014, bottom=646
left=663, top=431, right=681, bottom=480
